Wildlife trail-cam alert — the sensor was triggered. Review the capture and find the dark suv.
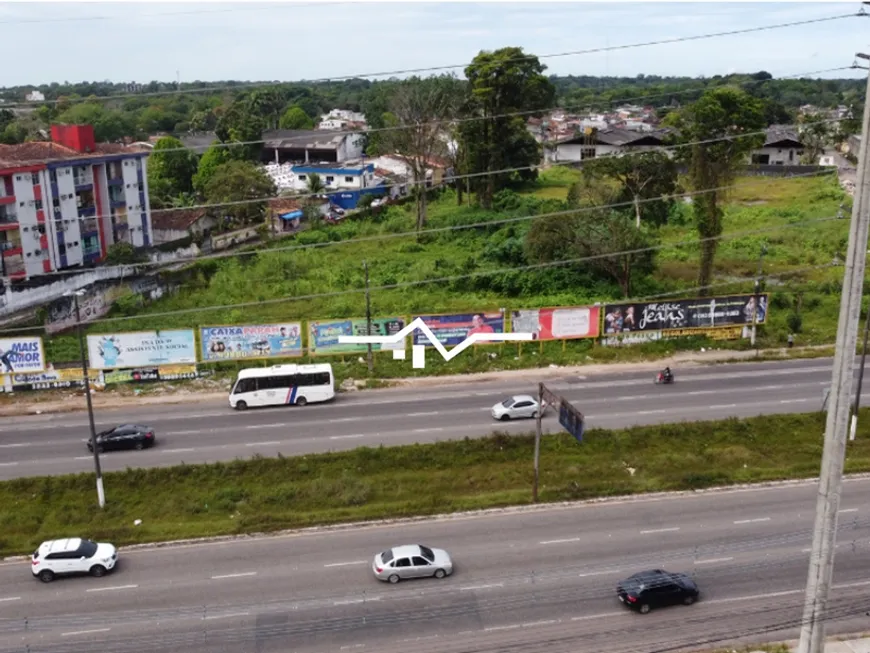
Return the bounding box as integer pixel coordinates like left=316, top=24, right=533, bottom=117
left=616, top=569, right=699, bottom=614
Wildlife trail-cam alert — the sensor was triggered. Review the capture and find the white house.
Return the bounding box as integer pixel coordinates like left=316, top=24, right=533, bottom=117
left=750, top=126, right=805, bottom=166
left=150, top=208, right=217, bottom=246
left=549, top=128, right=671, bottom=163
left=317, top=109, right=367, bottom=131
left=261, top=129, right=366, bottom=165
left=25, top=90, right=45, bottom=103
left=287, top=162, right=376, bottom=192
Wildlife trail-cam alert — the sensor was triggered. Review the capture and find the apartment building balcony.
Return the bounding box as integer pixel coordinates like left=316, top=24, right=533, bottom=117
left=0, top=205, right=18, bottom=230
left=73, top=172, right=94, bottom=188
left=1, top=250, right=25, bottom=277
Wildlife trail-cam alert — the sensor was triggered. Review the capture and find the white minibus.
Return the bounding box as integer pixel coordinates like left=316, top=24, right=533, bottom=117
left=229, top=363, right=335, bottom=410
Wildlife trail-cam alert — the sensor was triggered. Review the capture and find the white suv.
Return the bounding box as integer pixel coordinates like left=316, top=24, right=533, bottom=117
left=31, top=538, right=118, bottom=583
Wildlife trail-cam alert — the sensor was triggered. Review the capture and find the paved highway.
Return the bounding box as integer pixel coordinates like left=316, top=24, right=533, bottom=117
left=2, top=478, right=870, bottom=653
left=0, top=357, right=855, bottom=480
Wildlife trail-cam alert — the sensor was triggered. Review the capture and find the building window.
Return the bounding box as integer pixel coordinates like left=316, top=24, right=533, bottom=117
left=34, top=199, right=43, bottom=211
left=344, top=176, right=354, bottom=183
left=325, top=176, right=334, bottom=184
left=58, top=243, right=67, bottom=256
left=298, top=174, right=307, bottom=181
left=31, top=172, right=40, bottom=186
left=49, top=170, right=58, bottom=185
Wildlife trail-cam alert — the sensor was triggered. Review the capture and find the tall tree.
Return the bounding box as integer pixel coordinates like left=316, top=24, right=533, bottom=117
left=583, top=151, right=678, bottom=228
left=147, top=136, right=199, bottom=206
left=278, top=105, right=314, bottom=130
left=797, top=112, right=831, bottom=164
left=245, top=88, right=286, bottom=130
left=460, top=47, right=555, bottom=208
left=203, top=160, right=276, bottom=226
left=215, top=100, right=265, bottom=161
left=668, top=87, right=766, bottom=294
left=525, top=208, right=657, bottom=297
left=192, top=142, right=231, bottom=196
left=379, top=75, right=463, bottom=230
left=306, top=173, right=325, bottom=195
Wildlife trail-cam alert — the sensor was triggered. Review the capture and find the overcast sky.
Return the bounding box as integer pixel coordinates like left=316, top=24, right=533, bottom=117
left=0, top=2, right=866, bottom=87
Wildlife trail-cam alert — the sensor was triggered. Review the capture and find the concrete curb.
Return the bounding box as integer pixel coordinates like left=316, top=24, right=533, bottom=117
left=0, top=345, right=833, bottom=418
left=2, top=471, right=862, bottom=561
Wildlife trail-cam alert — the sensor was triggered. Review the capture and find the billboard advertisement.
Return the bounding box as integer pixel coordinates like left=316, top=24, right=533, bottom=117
left=200, top=324, right=303, bottom=361
left=412, top=311, right=506, bottom=347
left=510, top=306, right=600, bottom=340
left=44, top=283, right=129, bottom=334
left=602, top=294, right=769, bottom=335
left=87, top=330, right=197, bottom=370
left=309, top=317, right=406, bottom=355
left=0, top=337, right=46, bottom=374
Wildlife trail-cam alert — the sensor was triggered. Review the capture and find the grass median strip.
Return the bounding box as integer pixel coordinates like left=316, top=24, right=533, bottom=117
left=2, top=409, right=870, bottom=557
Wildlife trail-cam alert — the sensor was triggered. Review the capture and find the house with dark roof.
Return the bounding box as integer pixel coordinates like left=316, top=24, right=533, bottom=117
left=750, top=126, right=805, bottom=165
left=150, top=207, right=216, bottom=246
left=0, top=124, right=151, bottom=281
left=549, top=127, right=672, bottom=163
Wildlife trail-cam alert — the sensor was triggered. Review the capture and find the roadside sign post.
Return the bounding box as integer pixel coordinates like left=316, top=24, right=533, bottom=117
left=533, top=383, right=585, bottom=503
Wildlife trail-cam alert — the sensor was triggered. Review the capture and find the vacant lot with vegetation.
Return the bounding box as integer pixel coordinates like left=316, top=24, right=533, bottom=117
left=40, top=169, right=849, bottom=383
left=1, top=408, right=867, bottom=557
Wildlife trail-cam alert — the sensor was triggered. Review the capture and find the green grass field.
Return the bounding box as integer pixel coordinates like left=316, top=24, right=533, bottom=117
left=1, top=408, right=867, bottom=557
left=39, top=170, right=849, bottom=376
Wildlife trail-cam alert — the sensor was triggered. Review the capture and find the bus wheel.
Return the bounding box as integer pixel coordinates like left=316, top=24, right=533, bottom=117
left=235, top=401, right=248, bottom=411
left=296, top=397, right=308, bottom=406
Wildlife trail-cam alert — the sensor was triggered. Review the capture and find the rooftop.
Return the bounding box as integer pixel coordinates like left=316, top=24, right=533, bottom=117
left=0, top=140, right=147, bottom=169
left=763, top=125, right=802, bottom=147
left=263, top=129, right=350, bottom=150
left=151, top=208, right=208, bottom=232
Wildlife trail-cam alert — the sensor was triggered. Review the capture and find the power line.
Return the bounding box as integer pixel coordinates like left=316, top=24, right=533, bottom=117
left=36, top=214, right=844, bottom=332
left=5, top=162, right=839, bottom=284
left=0, top=111, right=842, bottom=267
left=1, top=10, right=861, bottom=109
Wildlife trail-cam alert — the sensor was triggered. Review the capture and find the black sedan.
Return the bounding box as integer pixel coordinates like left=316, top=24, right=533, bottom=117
left=86, top=424, right=156, bottom=453
left=616, top=569, right=699, bottom=614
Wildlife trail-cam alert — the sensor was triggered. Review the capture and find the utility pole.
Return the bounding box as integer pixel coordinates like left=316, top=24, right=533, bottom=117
left=532, top=382, right=543, bottom=503
left=796, top=53, right=870, bottom=653
left=849, top=301, right=870, bottom=441
left=363, top=261, right=373, bottom=375
left=67, top=289, right=105, bottom=508
left=750, top=245, right=767, bottom=349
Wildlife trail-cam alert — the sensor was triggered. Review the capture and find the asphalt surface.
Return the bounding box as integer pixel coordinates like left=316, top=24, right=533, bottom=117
left=3, top=478, right=870, bottom=653
left=0, top=357, right=855, bottom=481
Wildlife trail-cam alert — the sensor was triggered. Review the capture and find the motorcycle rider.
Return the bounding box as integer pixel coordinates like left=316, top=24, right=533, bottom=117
left=662, top=366, right=672, bottom=382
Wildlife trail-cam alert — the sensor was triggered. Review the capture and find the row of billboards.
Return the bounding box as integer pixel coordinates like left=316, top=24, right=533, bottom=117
left=0, top=293, right=768, bottom=374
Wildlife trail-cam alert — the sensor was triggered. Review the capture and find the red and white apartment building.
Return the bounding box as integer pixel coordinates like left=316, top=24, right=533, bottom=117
left=0, top=124, right=152, bottom=281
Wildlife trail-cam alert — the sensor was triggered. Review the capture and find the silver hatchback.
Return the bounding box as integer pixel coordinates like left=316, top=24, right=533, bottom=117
left=372, top=544, right=454, bottom=583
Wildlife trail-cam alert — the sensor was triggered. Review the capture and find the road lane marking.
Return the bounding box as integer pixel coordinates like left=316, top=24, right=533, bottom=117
left=329, top=434, right=365, bottom=440
left=334, top=597, right=381, bottom=606
left=340, top=645, right=365, bottom=651
left=578, top=570, right=619, bottom=578
left=461, top=583, right=504, bottom=591
left=62, top=628, right=111, bottom=637
left=408, top=412, right=439, bottom=417
left=244, top=424, right=286, bottom=430
left=521, top=619, right=560, bottom=628
left=540, top=537, right=581, bottom=545
left=86, top=584, right=138, bottom=593
left=696, top=557, right=734, bottom=565
left=571, top=612, right=623, bottom=622
left=413, top=427, right=444, bottom=433
left=709, top=404, right=737, bottom=410
left=0, top=462, right=18, bottom=467
left=780, top=398, right=810, bottom=404
left=400, top=635, right=439, bottom=643
left=484, top=624, right=521, bottom=632
left=840, top=508, right=859, bottom=513
left=245, top=441, right=281, bottom=447
left=707, top=589, right=802, bottom=604
left=324, top=560, right=367, bottom=568
left=640, top=527, right=680, bottom=534
left=0, top=597, right=21, bottom=602
left=73, top=456, right=92, bottom=461
left=328, top=418, right=358, bottom=423
left=0, top=443, right=25, bottom=448
left=734, top=517, right=771, bottom=524
left=161, top=448, right=196, bottom=454
left=203, top=612, right=250, bottom=620
left=164, top=430, right=204, bottom=435
left=637, top=409, right=667, bottom=415
left=211, top=572, right=257, bottom=580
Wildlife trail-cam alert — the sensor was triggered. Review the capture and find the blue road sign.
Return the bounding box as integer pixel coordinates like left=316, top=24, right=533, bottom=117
left=559, top=401, right=585, bottom=443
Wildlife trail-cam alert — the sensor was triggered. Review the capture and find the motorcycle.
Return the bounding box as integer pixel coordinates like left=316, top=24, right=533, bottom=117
left=655, top=371, right=675, bottom=385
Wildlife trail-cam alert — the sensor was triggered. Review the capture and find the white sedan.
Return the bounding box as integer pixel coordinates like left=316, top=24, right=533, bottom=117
left=372, top=544, right=454, bottom=583
left=491, top=395, right=540, bottom=421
